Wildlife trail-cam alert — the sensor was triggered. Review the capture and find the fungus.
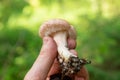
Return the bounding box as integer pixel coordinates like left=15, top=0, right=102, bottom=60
left=39, top=19, right=90, bottom=76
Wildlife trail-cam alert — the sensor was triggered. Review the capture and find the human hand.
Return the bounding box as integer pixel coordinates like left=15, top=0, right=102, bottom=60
left=24, top=37, right=89, bottom=80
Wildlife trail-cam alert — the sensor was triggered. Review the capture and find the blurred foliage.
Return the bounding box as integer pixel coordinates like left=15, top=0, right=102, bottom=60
left=0, top=0, right=120, bottom=80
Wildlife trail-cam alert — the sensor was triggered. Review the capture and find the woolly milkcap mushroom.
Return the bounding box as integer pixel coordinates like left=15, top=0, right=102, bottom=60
left=39, top=19, right=90, bottom=75
left=39, top=19, right=76, bottom=61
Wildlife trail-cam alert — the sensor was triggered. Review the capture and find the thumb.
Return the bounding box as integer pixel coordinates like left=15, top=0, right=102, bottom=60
left=24, top=37, right=57, bottom=80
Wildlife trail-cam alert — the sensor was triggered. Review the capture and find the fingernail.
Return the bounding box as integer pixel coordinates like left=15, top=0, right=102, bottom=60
left=43, top=37, right=49, bottom=44
left=68, top=38, right=76, bottom=49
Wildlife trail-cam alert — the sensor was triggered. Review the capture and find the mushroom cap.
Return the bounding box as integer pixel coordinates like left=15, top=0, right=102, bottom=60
left=39, top=19, right=71, bottom=38
left=68, top=26, right=77, bottom=40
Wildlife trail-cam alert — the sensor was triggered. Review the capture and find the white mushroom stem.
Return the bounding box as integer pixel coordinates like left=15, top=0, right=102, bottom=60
left=53, top=31, right=76, bottom=62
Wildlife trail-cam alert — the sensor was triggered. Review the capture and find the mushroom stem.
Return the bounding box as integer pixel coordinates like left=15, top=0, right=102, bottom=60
left=39, top=19, right=91, bottom=76
left=53, top=31, right=76, bottom=62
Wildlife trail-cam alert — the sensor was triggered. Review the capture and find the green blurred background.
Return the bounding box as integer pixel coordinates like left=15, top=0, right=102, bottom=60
left=0, top=0, right=120, bottom=80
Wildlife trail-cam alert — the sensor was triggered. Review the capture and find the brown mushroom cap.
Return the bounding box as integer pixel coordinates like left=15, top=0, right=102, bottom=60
left=39, top=19, right=71, bottom=38
left=68, top=26, right=77, bottom=40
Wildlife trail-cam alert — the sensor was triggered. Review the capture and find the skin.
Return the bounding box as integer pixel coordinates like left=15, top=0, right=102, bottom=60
left=24, top=37, right=89, bottom=80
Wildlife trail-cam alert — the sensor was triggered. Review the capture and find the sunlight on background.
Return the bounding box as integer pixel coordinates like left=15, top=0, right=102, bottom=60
left=0, top=0, right=120, bottom=80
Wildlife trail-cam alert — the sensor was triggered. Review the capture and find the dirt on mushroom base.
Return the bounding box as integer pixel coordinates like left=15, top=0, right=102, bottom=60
left=39, top=19, right=91, bottom=79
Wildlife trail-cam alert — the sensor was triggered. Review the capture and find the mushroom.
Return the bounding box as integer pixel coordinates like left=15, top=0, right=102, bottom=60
left=39, top=19, right=90, bottom=76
